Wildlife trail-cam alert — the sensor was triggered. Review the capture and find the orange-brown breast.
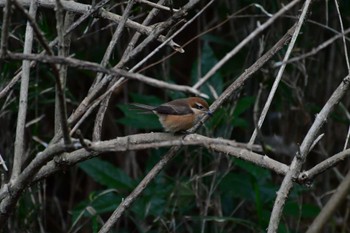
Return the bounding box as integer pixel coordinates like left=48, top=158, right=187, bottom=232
left=158, top=114, right=196, bottom=132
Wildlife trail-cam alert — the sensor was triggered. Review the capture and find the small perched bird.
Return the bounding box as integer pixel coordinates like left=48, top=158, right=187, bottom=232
left=131, top=97, right=212, bottom=133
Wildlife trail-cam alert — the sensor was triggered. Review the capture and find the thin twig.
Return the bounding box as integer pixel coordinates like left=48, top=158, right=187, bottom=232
left=131, top=0, right=215, bottom=72
left=298, top=148, right=350, bottom=183
left=273, top=27, right=350, bottom=67
left=192, top=0, right=301, bottom=90
left=249, top=0, right=311, bottom=145
left=334, top=0, right=350, bottom=73
left=0, top=0, right=11, bottom=58
left=54, top=0, right=72, bottom=145
left=92, top=0, right=136, bottom=141
left=12, top=0, right=72, bottom=144
left=11, top=0, right=37, bottom=181
left=136, top=0, right=179, bottom=12
left=0, top=154, right=8, bottom=172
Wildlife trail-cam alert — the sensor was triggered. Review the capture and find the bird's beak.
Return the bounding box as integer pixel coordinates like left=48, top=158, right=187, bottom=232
left=207, top=110, right=213, bottom=116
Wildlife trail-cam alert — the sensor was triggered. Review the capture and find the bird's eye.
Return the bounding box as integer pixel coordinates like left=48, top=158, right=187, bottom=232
left=195, top=103, right=204, bottom=110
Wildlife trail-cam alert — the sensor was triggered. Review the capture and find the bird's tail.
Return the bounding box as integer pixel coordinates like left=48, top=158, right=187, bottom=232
left=129, top=103, right=155, bottom=113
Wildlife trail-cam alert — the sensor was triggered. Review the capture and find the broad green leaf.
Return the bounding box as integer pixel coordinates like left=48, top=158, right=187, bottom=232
left=79, top=158, right=134, bottom=190
left=191, top=42, right=224, bottom=98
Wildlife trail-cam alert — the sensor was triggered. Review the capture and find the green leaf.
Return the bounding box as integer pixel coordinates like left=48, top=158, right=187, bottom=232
left=117, top=104, right=162, bottom=130
left=285, top=202, right=320, bottom=218
left=233, top=96, right=255, bottom=117
left=79, top=158, right=134, bottom=190
left=129, top=93, right=163, bottom=106
left=219, top=173, right=255, bottom=201
left=71, top=191, right=122, bottom=225
left=131, top=175, right=174, bottom=218
left=234, top=159, right=271, bottom=183
left=201, top=34, right=232, bottom=46
left=232, top=117, right=249, bottom=128
left=191, top=42, right=224, bottom=98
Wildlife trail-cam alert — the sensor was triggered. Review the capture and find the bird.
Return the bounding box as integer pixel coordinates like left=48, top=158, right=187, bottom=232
left=130, top=97, right=212, bottom=133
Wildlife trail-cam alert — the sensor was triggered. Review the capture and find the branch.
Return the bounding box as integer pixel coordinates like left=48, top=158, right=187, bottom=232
left=31, top=133, right=285, bottom=182
left=0, top=154, right=8, bottom=172
left=54, top=0, right=72, bottom=145
left=11, top=0, right=37, bottom=181
left=298, top=148, right=350, bottom=183
left=0, top=0, right=11, bottom=58
left=136, top=0, right=179, bottom=12
left=273, top=27, right=350, bottom=67
left=12, top=0, right=72, bottom=145
left=6, top=52, right=206, bottom=97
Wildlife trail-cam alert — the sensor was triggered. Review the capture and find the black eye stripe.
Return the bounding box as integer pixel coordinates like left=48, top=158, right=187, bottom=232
left=194, top=103, right=204, bottom=109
